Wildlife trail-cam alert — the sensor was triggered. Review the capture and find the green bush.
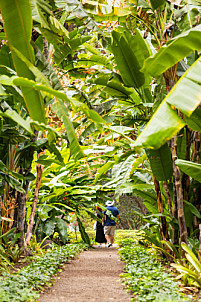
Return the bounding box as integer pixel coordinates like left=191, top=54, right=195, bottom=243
left=0, top=243, right=86, bottom=302
left=118, top=238, right=192, bottom=302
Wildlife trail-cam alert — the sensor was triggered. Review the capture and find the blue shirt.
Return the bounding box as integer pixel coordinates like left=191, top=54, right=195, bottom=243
left=103, top=206, right=119, bottom=226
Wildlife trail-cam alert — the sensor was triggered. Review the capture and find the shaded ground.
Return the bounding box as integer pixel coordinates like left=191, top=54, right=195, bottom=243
left=39, top=244, right=132, bottom=302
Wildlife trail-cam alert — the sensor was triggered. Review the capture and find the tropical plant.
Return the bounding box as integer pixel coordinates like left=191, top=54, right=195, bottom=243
left=171, top=242, right=201, bottom=288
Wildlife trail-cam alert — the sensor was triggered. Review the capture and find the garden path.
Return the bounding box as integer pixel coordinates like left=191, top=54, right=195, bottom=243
left=39, top=244, right=132, bottom=302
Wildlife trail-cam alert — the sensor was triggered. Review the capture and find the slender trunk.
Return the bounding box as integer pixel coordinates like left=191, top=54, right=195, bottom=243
left=14, top=132, right=38, bottom=248
left=182, top=127, right=191, bottom=202
left=172, top=174, right=179, bottom=245
left=171, top=136, right=187, bottom=244
left=154, top=177, right=169, bottom=241
left=193, top=130, right=201, bottom=229
left=16, top=192, right=26, bottom=248
left=25, top=164, right=43, bottom=246
left=43, top=36, right=49, bottom=60
left=199, top=224, right=201, bottom=253
left=163, top=181, right=173, bottom=216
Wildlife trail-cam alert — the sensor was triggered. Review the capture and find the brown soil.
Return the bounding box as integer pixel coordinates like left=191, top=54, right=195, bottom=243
left=39, top=244, right=132, bottom=302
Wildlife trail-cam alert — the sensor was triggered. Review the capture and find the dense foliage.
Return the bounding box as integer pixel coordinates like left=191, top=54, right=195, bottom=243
left=118, top=237, right=192, bottom=302
left=0, top=243, right=85, bottom=302
left=0, top=0, right=201, bottom=293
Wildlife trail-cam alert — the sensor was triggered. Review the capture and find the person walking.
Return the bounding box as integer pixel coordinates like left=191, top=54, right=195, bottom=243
left=95, top=206, right=107, bottom=247
left=102, top=200, right=119, bottom=247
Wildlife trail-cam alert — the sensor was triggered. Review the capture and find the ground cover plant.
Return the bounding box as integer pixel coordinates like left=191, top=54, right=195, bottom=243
left=118, top=237, right=192, bottom=302
left=0, top=243, right=86, bottom=302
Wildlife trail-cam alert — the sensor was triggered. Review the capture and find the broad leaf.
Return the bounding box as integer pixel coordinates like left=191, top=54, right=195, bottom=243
left=146, top=143, right=173, bottom=181
left=185, top=108, right=201, bottom=132
left=175, top=159, right=201, bottom=183
left=142, top=24, right=201, bottom=77
left=111, top=31, right=145, bottom=88
left=52, top=100, right=84, bottom=160
left=94, top=161, right=114, bottom=183
left=150, top=0, right=165, bottom=10
left=134, top=57, right=201, bottom=149
left=134, top=101, right=185, bottom=149
left=0, top=0, right=46, bottom=123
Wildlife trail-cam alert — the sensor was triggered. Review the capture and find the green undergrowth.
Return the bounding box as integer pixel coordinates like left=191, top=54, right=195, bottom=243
left=0, top=243, right=86, bottom=302
left=118, top=238, right=193, bottom=302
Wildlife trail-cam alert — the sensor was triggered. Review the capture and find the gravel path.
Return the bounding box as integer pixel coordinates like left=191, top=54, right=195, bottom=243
left=39, top=244, right=132, bottom=302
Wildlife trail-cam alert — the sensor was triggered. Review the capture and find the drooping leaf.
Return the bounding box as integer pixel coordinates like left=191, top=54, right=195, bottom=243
left=77, top=216, right=91, bottom=245
left=134, top=101, right=185, bottom=149
left=55, top=218, right=68, bottom=244
left=146, top=143, right=173, bottom=181
left=94, top=161, right=114, bottom=183
left=142, top=24, right=201, bottom=77
left=0, top=0, right=46, bottom=123
left=185, top=108, right=201, bottom=132
left=44, top=219, right=55, bottom=236
left=184, top=200, right=201, bottom=219
left=134, top=57, right=201, bottom=149
left=175, top=159, right=201, bottom=183
left=111, top=31, right=145, bottom=88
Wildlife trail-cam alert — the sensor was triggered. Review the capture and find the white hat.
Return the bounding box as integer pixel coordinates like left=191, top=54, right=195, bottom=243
left=106, top=200, right=115, bottom=206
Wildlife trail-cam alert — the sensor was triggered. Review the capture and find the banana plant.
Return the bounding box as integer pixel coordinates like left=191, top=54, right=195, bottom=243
left=171, top=243, right=201, bottom=288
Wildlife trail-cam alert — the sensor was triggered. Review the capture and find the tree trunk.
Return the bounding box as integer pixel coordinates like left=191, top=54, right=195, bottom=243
left=163, top=181, right=173, bottom=216
left=171, top=136, right=187, bottom=244
left=182, top=127, right=191, bottom=202
left=16, top=191, right=26, bottom=248
left=172, top=173, right=179, bottom=245
left=154, top=177, right=169, bottom=241
left=43, top=36, right=49, bottom=60
left=193, top=130, right=201, bottom=229
left=25, top=164, right=43, bottom=246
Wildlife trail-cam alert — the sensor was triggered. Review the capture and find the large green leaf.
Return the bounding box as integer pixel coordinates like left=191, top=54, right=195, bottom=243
left=0, top=0, right=46, bottom=123
left=150, top=0, right=165, bottom=10
left=123, top=28, right=151, bottom=73
left=141, top=25, right=201, bottom=77
left=134, top=101, right=185, bottom=149
left=185, top=108, right=201, bottom=132
left=175, top=159, right=201, bottom=183
left=94, top=161, right=114, bottom=183
left=77, top=216, right=91, bottom=245
left=55, top=218, right=68, bottom=244
left=146, top=143, right=173, bottom=181
left=134, top=57, right=201, bottom=149
left=52, top=100, right=84, bottom=160
left=111, top=31, right=145, bottom=88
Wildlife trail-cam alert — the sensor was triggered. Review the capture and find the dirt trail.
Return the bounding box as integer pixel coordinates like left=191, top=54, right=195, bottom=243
left=39, top=244, right=132, bottom=302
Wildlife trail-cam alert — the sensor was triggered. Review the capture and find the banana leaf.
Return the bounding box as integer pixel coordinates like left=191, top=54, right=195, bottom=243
left=134, top=57, right=201, bottom=149
left=0, top=0, right=46, bottom=123
left=146, top=143, right=173, bottom=181
left=182, top=243, right=201, bottom=273
left=175, top=159, right=201, bottom=183
left=142, top=24, right=201, bottom=77
left=111, top=31, right=145, bottom=88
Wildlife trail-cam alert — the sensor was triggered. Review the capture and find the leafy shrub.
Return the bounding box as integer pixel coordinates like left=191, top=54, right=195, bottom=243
left=118, top=238, right=192, bottom=302
left=0, top=243, right=86, bottom=302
